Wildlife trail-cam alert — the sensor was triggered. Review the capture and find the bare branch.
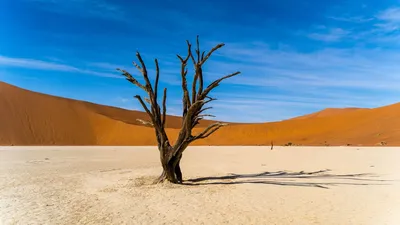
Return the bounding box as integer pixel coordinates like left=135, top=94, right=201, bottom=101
left=178, top=42, right=193, bottom=117
left=201, top=71, right=241, bottom=98
left=135, top=52, right=153, bottom=92
left=134, top=95, right=152, bottom=117
left=135, top=94, right=165, bottom=142
left=192, top=36, right=203, bottom=102
left=193, top=122, right=228, bottom=140
left=204, top=97, right=217, bottom=105
left=198, top=127, right=221, bottom=139
left=136, top=119, right=154, bottom=127
left=144, top=97, right=151, bottom=104
left=200, top=106, right=213, bottom=112
left=183, top=42, right=193, bottom=61
left=196, top=35, right=200, bottom=62
left=188, top=99, right=205, bottom=111
left=191, top=62, right=203, bottom=103
left=188, top=38, right=197, bottom=104
left=117, top=68, right=147, bottom=92
left=198, top=114, right=216, bottom=118
left=181, top=74, right=190, bottom=118
left=133, top=52, right=164, bottom=127
left=190, top=54, right=197, bottom=103
left=192, top=120, right=200, bottom=127
left=177, top=41, right=192, bottom=64
left=152, top=59, right=162, bottom=121
left=162, top=88, right=167, bottom=128
left=191, top=66, right=198, bottom=103
left=192, top=112, right=215, bottom=128
left=132, top=61, right=143, bottom=73
left=181, top=70, right=191, bottom=109
left=177, top=55, right=184, bottom=62
left=197, top=67, right=204, bottom=98
left=200, top=43, right=225, bottom=66
left=188, top=40, right=196, bottom=65
left=180, top=99, right=205, bottom=132
left=154, top=59, right=160, bottom=102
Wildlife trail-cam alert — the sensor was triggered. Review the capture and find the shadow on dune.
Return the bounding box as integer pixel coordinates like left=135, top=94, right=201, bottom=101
left=184, top=169, right=391, bottom=189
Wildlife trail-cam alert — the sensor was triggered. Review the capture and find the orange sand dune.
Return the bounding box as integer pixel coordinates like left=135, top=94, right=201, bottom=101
left=1, top=81, right=399, bottom=146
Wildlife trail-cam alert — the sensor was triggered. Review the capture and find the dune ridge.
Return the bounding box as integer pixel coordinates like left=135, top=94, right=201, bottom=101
left=290, top=107, right=365, bottom=120
left=1, top=81, right=399, bottom=146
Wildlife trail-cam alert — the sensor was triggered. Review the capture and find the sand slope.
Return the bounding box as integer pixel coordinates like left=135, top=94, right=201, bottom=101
left=0, top=82, right=211, bottom=146
left=1, top=81, right=399, bottom=146
left=290, top=107, right=364, bottom=120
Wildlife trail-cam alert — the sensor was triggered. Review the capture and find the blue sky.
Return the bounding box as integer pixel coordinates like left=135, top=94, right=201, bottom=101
left=1, top=0, right=400, bottom=122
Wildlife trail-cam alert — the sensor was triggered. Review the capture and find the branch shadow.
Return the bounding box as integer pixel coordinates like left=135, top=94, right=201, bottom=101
left=184, top=169, right=392, bottom=189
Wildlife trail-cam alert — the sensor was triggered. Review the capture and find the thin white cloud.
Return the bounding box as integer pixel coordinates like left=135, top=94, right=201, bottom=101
left=327, top=16, right=373, bottom=23
left=373, top=7, right=400, bottom=33
left=80, top=70, right=121, bottom=78
left=0, top=55, right=79, bottom=72
left=26, top=0, right=124, bottom=20
left=213, top=91, right=376, bottom=107
left=376, top=7, right=400, bottom=23
left=205, top=41, right=400, bottom=90
left=0, top=55, right=120, bottom=78
left=306, top=7, right=400, bottom=45
left=115, top=97, right=130, bottom=103
left=89, top=62, right=126, bottom=70
left=308, top=28, right=350, bottom=42
left=202, top=88, right=399, bottom=122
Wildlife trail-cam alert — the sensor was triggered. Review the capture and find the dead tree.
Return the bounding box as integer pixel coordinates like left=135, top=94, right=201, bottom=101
left=117, top=36, right=240, bottom=184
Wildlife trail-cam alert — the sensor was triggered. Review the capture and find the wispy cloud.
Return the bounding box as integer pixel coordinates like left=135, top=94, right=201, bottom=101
left=118, top=97, right=130, bottom=104
left=112, top=97, right=143, bottom=111
left=212, top=91, right=378, bottom=107
left=207, top=89, right=399, bottom=122
left=307, top=27, right=350, bottom=42
left=328, top=16, right=373, bottom=23
left=89, top=62, right=126, bottom=71
left=324, top=7, right=400, bottom=42
left=376, top=7, right=400, bottom=23
left=206, top=42, right=400, bottom=89
left=375, top=7, right=400, bottom=32
left=0, top=55, right=79, bottom=72
left=0, top=55, right=120, bottom=78
left=26, top=0, right=124, bottom=20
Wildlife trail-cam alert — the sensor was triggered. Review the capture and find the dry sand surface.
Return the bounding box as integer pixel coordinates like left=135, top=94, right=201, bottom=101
left=1, top=146, right=399, bottom=225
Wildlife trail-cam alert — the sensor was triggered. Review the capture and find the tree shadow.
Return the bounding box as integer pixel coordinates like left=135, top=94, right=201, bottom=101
left=184, top=169, right=392, bottom=189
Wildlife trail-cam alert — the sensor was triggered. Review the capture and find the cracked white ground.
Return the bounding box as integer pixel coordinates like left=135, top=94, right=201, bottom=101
left=1, top=146, right=399, bottom=225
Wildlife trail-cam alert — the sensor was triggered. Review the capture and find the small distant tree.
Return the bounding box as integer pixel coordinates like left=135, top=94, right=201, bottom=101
left=117, top=36, right=240, bottom=184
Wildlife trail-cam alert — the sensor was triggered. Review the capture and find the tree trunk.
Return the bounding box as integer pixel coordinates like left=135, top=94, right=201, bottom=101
left=175, top=158, right=183, bottom=183
left=155, top=147, right=183, bottom=184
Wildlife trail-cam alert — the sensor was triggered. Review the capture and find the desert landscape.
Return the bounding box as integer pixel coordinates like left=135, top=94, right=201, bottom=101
left=3, top=0, right=400, bottom=224
left=1, top=65, right=400, bottom=224
left=1, top=146, right=399, bottom=224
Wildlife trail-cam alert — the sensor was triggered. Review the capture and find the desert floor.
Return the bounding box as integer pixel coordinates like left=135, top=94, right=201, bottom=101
left=1, top=146, right=399, bottom=225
